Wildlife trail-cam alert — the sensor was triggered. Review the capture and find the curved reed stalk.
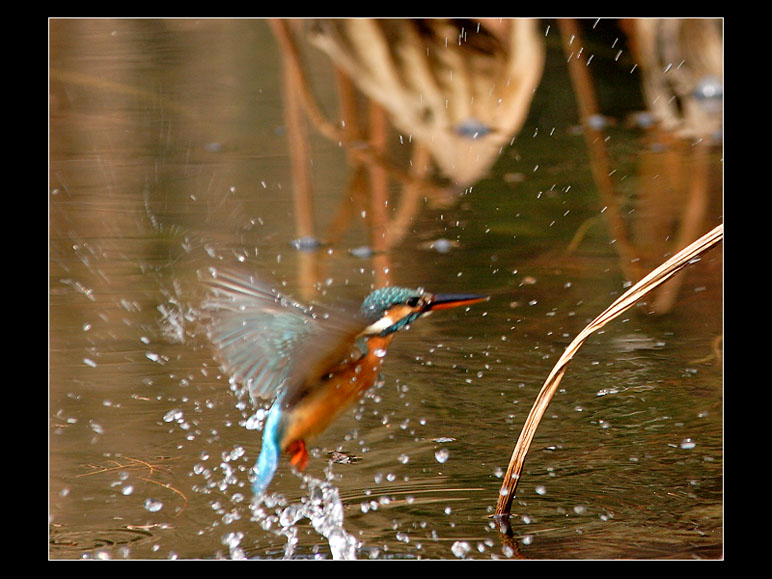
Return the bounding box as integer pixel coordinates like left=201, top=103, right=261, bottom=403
left=494, top=224, right=723, bottom=528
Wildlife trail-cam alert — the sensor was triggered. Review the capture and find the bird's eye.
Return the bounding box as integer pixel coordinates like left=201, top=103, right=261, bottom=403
left=407, top=296, right=420, bottom=307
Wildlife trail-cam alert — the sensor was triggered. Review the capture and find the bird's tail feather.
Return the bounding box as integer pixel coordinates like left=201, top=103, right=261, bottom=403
left=252, top=404, right=282, bottom=494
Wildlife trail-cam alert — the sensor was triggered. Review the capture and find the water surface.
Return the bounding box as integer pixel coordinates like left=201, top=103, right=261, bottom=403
left=49, top=18, right=723, bottom=560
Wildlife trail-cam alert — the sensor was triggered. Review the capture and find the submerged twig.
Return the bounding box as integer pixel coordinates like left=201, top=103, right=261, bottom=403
left=494, top=224, right=723, bottom=528
left=76, top=456, right=189, bottom=517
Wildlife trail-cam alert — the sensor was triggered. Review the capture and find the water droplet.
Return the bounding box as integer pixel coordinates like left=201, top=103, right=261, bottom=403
left=121, top=485, right=133, bottom=496
left=451, top=540, right=471, bottom=558
left=535, top=484, right=547, bottom=495
left=373, top=348, right=387, bottom=358
left=163, top=409, right=183, bottom=423
left=228, top=446, right=246, bottom=461
left=144, top=498, right=163, bottom=512
left=434, top=448, right=450, bottom=463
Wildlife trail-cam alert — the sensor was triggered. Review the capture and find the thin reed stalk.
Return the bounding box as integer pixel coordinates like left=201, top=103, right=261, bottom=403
left=494, top=224, right=723, bottom=529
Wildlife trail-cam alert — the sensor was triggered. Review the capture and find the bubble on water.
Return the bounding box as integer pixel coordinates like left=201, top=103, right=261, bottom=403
left=535, top=484, right=547, bottom=496
left=144, top=498, right=163, bottom=512
left=451, top=540, right=471, bottom=558
left=573, top=504, right=587, bottom=515
left=373, top=348, right=387, bottom=358
left=349, top=245, right=374, bottom=259
left=680, top=438, right=696, bottom=450
left=290, top=236, right=321, bottom=251
left=121, top=485, right=134, bottom=496
left=427, top=238, right=456, bottom=254
left=434, top=448, right=450, bottom=463
left=83, top=358, right=97, bottom=368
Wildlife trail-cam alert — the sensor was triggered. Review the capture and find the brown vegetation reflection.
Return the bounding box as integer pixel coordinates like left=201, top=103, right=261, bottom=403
left=558, top=18, right=722, bottom=313
left=269, top=18, right=545, bottom=289
left=270, top=18, right=722, bottom=311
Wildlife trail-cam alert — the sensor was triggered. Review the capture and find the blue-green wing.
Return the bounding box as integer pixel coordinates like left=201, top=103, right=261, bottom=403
left=201, top=269, right=318, bottom=403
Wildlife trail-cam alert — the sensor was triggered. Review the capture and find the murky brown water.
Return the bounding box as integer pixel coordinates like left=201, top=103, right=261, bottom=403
left=50, top=18, right=723, bottom=559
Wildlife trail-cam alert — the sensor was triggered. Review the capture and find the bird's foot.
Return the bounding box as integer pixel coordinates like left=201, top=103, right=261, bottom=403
left=287, top=439, right=309, bottom=471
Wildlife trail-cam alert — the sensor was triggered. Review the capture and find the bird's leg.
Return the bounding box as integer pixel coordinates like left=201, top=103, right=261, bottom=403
left=287, top=439, right=309, bottom=470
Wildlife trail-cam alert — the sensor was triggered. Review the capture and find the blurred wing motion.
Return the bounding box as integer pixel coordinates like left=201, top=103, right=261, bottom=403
left=200, top=269, right=367, bottom=405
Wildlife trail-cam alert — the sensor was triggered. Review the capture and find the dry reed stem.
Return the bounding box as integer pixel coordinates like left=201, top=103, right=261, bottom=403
left=494, top=224, right=723, bottom=526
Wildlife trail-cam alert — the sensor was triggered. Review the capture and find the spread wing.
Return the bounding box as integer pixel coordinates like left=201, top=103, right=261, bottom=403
left=201, top=269, right=366, bottom=405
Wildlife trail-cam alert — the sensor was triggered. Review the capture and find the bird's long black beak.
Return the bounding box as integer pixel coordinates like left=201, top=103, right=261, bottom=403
left=425, top=293, right=489, bottom=312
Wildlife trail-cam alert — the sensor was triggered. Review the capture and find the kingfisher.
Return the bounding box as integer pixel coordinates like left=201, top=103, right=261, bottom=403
left=201, top=269, right=487, bottom=495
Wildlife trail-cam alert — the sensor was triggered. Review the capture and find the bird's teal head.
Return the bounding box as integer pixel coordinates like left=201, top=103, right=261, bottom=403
left=360, top=286, right=488, bottom=337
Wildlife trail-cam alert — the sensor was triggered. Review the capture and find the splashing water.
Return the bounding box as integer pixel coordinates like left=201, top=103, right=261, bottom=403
left=251, top=471, right=360, bottom=560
